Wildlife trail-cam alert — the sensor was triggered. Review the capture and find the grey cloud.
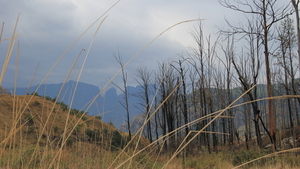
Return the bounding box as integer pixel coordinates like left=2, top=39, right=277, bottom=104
left=0, top=0, right=232, bottom=90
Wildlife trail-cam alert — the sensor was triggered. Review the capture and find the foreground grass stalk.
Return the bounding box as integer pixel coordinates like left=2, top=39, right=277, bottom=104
left=113, top=108, right=227, bottom=168
left=16, top=3, right=122, bottom=151
left=108, top=19, right=203, bottom=169
left=11, top=39, right=20, bottom=166
left=162, top=85, right=257, bottom=168
left=26, top=63, right=40, bottom=95
left=233, top=147, right=300, bottom=169
left=152, top=139, right=167, bottom=169
left=27, top=47, right=83, bottom=166
left=0, top=13, right=19, bottom=85
left=56, top=17, right=107, bottom=167
left=112, top=82, right=182, bottom=168
left=0, top=22, right=4, bottom=42
left=128, top=61, right=174, bottom=168
left=55, top=48, right=86, bottom=166
left=36, top=48, right=83, bottom=168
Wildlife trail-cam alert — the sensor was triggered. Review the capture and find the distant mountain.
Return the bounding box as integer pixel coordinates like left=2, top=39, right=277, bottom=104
left=7, top=81, right=148, bottom=128
left=0, top=86, right=11, bottom=95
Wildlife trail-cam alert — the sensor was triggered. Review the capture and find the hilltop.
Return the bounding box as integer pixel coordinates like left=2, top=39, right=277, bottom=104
left=0, top=93, right=130, bottom=152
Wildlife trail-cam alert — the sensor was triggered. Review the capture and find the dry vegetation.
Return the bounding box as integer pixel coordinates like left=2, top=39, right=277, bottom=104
left=1, top=1, right=300, bottom=169
left=0, top=94, right=130, bottom=168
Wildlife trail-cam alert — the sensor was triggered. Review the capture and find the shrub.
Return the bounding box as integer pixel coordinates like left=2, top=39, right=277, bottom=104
left=232, top=149, right=266, bottom=166
left=51, top=97, right=57, bottom=102
left=53, top=126, right=59, bottom=133
left=24, top=114, right=34, bottom=126
left=33, top=101, right=40, bottom=106
left=61, top=105, right=68, bottom=112
left=85, top=129, right=101, bottom=142
left=95, top=115, right=102, bottom=120
left=57, top=101, right=68, bottom=111
left=111, top=130, right=127, bottom=150
left=70, top=109, right=79, bottom=115
left=185, top=153, right=227, bottom=169
left=278, top=154, right=300, bottom=168
left=74, top=124, right=82, bottom=133
left=44, top=96, right=52, bottom=101
left=31, top=92, right=40, bottom=96
left=81, top=116, right=87, bottom=121
left=66, top=137, right=75, bottom=146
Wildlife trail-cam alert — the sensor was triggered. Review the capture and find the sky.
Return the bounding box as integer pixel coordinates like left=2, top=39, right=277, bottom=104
left=0, top=0, right=276, bottom=91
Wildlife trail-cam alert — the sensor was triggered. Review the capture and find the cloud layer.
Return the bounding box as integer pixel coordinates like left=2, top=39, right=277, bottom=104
left=0, top=0, right=234, bottom=89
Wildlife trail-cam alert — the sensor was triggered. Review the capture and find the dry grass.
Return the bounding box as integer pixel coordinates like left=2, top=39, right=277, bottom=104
left=0, top=90, right=300, bottom=168
left=0, top=6, right=201, bottom=168
left=1, top=2, right=300, bottom=169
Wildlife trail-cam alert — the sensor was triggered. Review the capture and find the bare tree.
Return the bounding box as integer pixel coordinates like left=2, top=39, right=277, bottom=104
left=156, top=62, right=177, bottom=151
left=113, top=52, right=131, bottom=141
left=276, top=17, right=298, bottom=139
left=185, top=21, right=221, bottom=152
left=226, top=18, right=265, bottom=148
left=188, top=21, right=211, bottom=153
left=212, top=64, right=230, bottom=149
left=172, top=59, right=189, bottom=137
left=218, top=35, right=234, bottom=149
left=205, top=35, right=220, bottom=152
left=219, top=0, right=292, bottom=148
left=135, top=66, right=153, bottom=143
left=291, top=0, right=300, bottom=75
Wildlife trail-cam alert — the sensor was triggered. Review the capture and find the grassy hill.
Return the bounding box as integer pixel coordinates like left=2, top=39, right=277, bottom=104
left=0, top=93, right=152, bottom=168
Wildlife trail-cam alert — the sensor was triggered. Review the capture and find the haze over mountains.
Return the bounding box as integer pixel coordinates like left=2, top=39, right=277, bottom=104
left=5, top=80, right=280, bottom=135
left=7, top=80, right=147, bottom=128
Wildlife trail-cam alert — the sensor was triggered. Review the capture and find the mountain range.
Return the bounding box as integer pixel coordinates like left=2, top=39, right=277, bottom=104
left=5, top=80, right=288, bottom=134
left=7, top=80, right=148, bottom=128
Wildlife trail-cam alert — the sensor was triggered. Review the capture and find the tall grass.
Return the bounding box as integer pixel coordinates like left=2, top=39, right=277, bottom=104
left=1, top=2, right=300, bottom=169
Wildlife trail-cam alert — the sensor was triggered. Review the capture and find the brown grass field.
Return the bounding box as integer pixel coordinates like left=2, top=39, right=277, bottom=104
left=1, top=2, right=300, bottom=168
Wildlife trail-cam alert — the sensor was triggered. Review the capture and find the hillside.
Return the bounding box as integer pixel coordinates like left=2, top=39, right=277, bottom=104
left=0, top=93, right=128, bottom=150
left=7, top=80, right=147, bottom=127
left=0, top=86, right=11, bottom=95
left=0, top=93, right=156, bottom=168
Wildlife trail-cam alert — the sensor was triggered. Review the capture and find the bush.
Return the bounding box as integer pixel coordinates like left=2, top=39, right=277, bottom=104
left=81, top=116, right=87, bottom=121
left=85, top=129, right=101, bottom=142
left=66, top=137, right=75, bottom=146
left=44, top=96, right=52, bottom=101
left=24, top=114, right=34, bottom=126
left=51, top=97, right=57, bottom=102
left=53, top=126, right=59, bottom=133
left=33, top=101, right=40, bottom=106
left=74, top=124, right=82, bottom=133
left=232, top=149, right=266, bottom=166
left=70, top=109, right=79, bottom=115
left=31, top=92, right=40, bottom=96
left=111, top=130, right=127, bottom=150
left=57, top=101, right=68, bottom=111
left=95, top=115, right=102, bottom=120
left=279, top=154, right=300, bottom=168
left=185, top=153, right=227, bottom=169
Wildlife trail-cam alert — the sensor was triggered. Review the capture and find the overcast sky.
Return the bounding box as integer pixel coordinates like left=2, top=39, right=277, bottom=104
left=0, top=0, right=261, bottom=90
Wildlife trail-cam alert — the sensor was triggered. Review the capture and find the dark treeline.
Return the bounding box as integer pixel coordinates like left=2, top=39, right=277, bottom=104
left=120, top=0, right=300, bottom=154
